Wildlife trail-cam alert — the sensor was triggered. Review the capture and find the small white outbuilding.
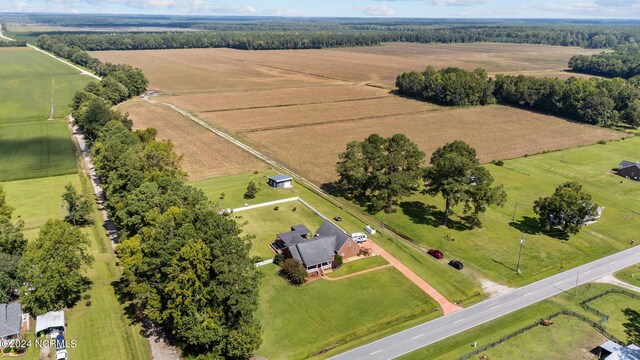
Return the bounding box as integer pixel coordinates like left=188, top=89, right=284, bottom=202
left=35, top=311, right=65, bottom=337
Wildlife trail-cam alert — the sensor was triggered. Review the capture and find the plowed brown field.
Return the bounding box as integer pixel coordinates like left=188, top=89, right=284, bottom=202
left=115, top=99, right=266, bottom=180
left=94, top=43, right=621, bottom=183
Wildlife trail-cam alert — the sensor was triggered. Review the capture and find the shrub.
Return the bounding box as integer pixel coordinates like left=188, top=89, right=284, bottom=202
left=280, top=259, right=307, bottom=285
left=597, top=139, right=607, bottom=145
left=219, top=192, right=225, bottom=199
left=86, top=300, right=92, bottom=306
left=244, top=181, right=259, bottom=199
left=273, top=253, right=285, bottom=266
left=494, top=160, right=504, bottom=166
left=274, top=206, right=280, bottom=211
left=82, top=294, right=91, bottom=300
left=334, top=254, right=343, bottom=268
left=358, top=248, right=371, bottom=257
left=292, top=206, right=297, bottom=212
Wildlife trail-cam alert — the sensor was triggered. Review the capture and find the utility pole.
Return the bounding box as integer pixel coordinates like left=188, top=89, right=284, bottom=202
left=516, top=235, right=524, bottom=275
left=512, top=201, right=518, bottom=221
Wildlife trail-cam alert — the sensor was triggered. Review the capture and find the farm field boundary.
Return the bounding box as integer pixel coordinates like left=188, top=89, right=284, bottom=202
left=458, top=309, right=622, bottom=360
left=581, top=288, right=640, bottom=325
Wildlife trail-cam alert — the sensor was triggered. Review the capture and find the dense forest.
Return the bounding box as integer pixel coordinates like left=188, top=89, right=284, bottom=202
left=397, top=67, right=640, bottom=127
left=70, top=59, right=262, bottom=358
left=569, top=45, right=640, bottom=79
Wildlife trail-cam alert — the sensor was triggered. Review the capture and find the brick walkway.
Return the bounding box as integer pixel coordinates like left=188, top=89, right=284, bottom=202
left=364, top=241, right=462, bottom=315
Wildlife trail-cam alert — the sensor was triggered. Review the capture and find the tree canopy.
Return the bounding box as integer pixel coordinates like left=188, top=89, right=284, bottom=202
left=0, top=186, right=25, bottom=303
left=533, top=182, right=598, bottom=235
left=336, top=133, right=425, bottom=213
left=62, top=183, right=92, bottom=226
left=19, top=219, right=93, bottom=315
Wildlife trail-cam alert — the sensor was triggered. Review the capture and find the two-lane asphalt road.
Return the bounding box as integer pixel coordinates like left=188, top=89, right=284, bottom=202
left=330, top=245, right=640, bottom=360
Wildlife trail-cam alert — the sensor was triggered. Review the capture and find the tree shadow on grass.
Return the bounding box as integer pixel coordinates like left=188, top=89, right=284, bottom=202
left=509, top=216, right=570, bottom=240
left=399, top=201, right=468, bottom=231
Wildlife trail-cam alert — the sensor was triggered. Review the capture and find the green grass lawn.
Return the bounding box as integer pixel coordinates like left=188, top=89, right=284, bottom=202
left=0, top=120, right=78, bottom=182
left=361, top=137, right=640, bottom=288
left=589, top=293, right=640, bottom=342
left=614, top=265, right=640, bottom=288
left=399, top=282, right=623, bottom=360
left=234, top=202, right=326, bottom=260
left=481, top=315, right=605, bottom=360
left=1, top=173, right=79, bottom=236
left=326, top=256, right=389, bottom=278
left=0, top=47, right=90, bottom=181
left=256, top=265, right=441, bottom=360
left=2, top=173, right=152, bottom=359
left=193, top=171, right=482, bottom=305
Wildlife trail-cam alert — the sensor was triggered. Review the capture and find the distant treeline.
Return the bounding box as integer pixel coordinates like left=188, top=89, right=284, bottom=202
left=37, top=35, right=147, bottom=87
left=569, top=45, right=640, bottom=79
left=0, top=40, right=26, bottom=47
left=29, top=24, right=640, bottom=52
left=396, top=66, right=640, bottom=128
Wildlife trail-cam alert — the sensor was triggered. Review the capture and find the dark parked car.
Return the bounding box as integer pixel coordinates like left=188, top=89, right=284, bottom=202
left=427, top=249, right=444, bottom=259
left=55, top=334, right=66, bottom=351
left=449, top=260, right=464, bottom=270
left=333, top=216, right=343, bottom=222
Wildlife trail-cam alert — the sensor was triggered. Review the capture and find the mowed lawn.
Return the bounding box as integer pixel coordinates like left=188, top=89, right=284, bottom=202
left=235, top=202, right=326, bottom=260
left=256, top=265, right=440, bottom=360
left=589, top=293, right=640, bottom=342
left=1, top=174, right=151, bottom=359
left=368, top=137, right=640, bottom=287
left=326, top=256, right=389, bottom=278
left=477, top=315, right=604, bottom=360
left=0, top=47, right=91, bottom=181
left=192, top=172, right=482, bottom=305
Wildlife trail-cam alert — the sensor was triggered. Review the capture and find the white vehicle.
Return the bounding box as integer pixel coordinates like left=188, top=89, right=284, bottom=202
left=350, top=232, right=368, bottom=243
left=364, top=225, right=376, bottom=235
left=56, top=349, right=68, bottom=360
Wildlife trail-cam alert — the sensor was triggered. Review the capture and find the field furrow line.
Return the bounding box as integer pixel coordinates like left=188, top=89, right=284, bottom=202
left=199, top=95, right=391, bottom=113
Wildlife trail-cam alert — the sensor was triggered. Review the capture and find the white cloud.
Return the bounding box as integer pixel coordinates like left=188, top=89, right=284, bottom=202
left=354, top=4, right=395, bottom=16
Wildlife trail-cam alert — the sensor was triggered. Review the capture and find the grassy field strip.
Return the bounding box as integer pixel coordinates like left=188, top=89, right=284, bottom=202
left=326, top=256, right=390, bottom=278
left=27, top=44, right=102, bottom=80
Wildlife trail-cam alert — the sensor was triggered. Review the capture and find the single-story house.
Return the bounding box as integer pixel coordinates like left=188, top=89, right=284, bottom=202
left=268, top=174, right=293, bottom=189
left=35, top=311, right=65, bottom=337
left=0, top=303, right=22, bottom=340
left=597, top=340, right=640, bottom=360
left=282, top=220, right=361, bottom=274
left=618, top=161, right=640, bottom=181
left=273, top=224, right=311, bottom=251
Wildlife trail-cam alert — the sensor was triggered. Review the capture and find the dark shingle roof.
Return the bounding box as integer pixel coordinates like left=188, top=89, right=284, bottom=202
left=277, top=231, right=306, bottom=247
left=269, top=174, right=292, bottom=183
left=291, top=224, right=310, bottom=236
left=620, top=160, right=640, bottom=169
left=294, top=238, right=336, bottom=267
left=0, top=303, right=22, bottom=338
left=316, top=220, right=350, bottom=252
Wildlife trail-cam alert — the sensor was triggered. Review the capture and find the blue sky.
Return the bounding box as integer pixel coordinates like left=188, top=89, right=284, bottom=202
left=3, top=0, right=640, bottom=18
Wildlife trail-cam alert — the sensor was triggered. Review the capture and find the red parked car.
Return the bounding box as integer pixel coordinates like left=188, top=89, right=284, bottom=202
left=428, top=249, right=444, bottom=259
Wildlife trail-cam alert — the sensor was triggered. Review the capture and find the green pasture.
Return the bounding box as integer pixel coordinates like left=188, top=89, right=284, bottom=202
left=0, top=47, right=90, bottom=181
left=364, top=137, right=640, bottom=287
left=256, top=265, right=441, bottom=360
left=589, top=293, right=640, bottom=342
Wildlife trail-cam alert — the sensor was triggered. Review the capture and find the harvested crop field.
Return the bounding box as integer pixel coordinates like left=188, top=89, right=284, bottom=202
left=241, top=105, right=623, bottom=184
left=115, top=99, right=266, bottom=180
left=93, top=43, right=616, bottom=183
left=92, top=43, right=600, bottom=93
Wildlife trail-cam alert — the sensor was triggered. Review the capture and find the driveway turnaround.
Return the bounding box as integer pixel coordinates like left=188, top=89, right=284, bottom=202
left=329, top=245, right=640, bottom=360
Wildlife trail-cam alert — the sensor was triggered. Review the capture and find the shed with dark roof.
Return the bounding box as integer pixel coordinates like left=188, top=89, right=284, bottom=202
left=619, top=160, right=640, bottom=181
left=268, top=175, right=293, bottom=189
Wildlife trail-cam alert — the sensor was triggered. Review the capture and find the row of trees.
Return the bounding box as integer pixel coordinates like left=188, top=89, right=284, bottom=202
left=37, top=34, right=148, bottom=83
left=336, top=136, right=599, bottom=236
left=396, top=67, right=640, bottom=127
left=396, top=66, right=495, bottom=106
left=569, top=45, right=640, bottom=79
left=71, top=69, right=261, bottom=358
left=27, top=24, right=640, bottom=53
left=336, top=136, right=506, bottom=229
